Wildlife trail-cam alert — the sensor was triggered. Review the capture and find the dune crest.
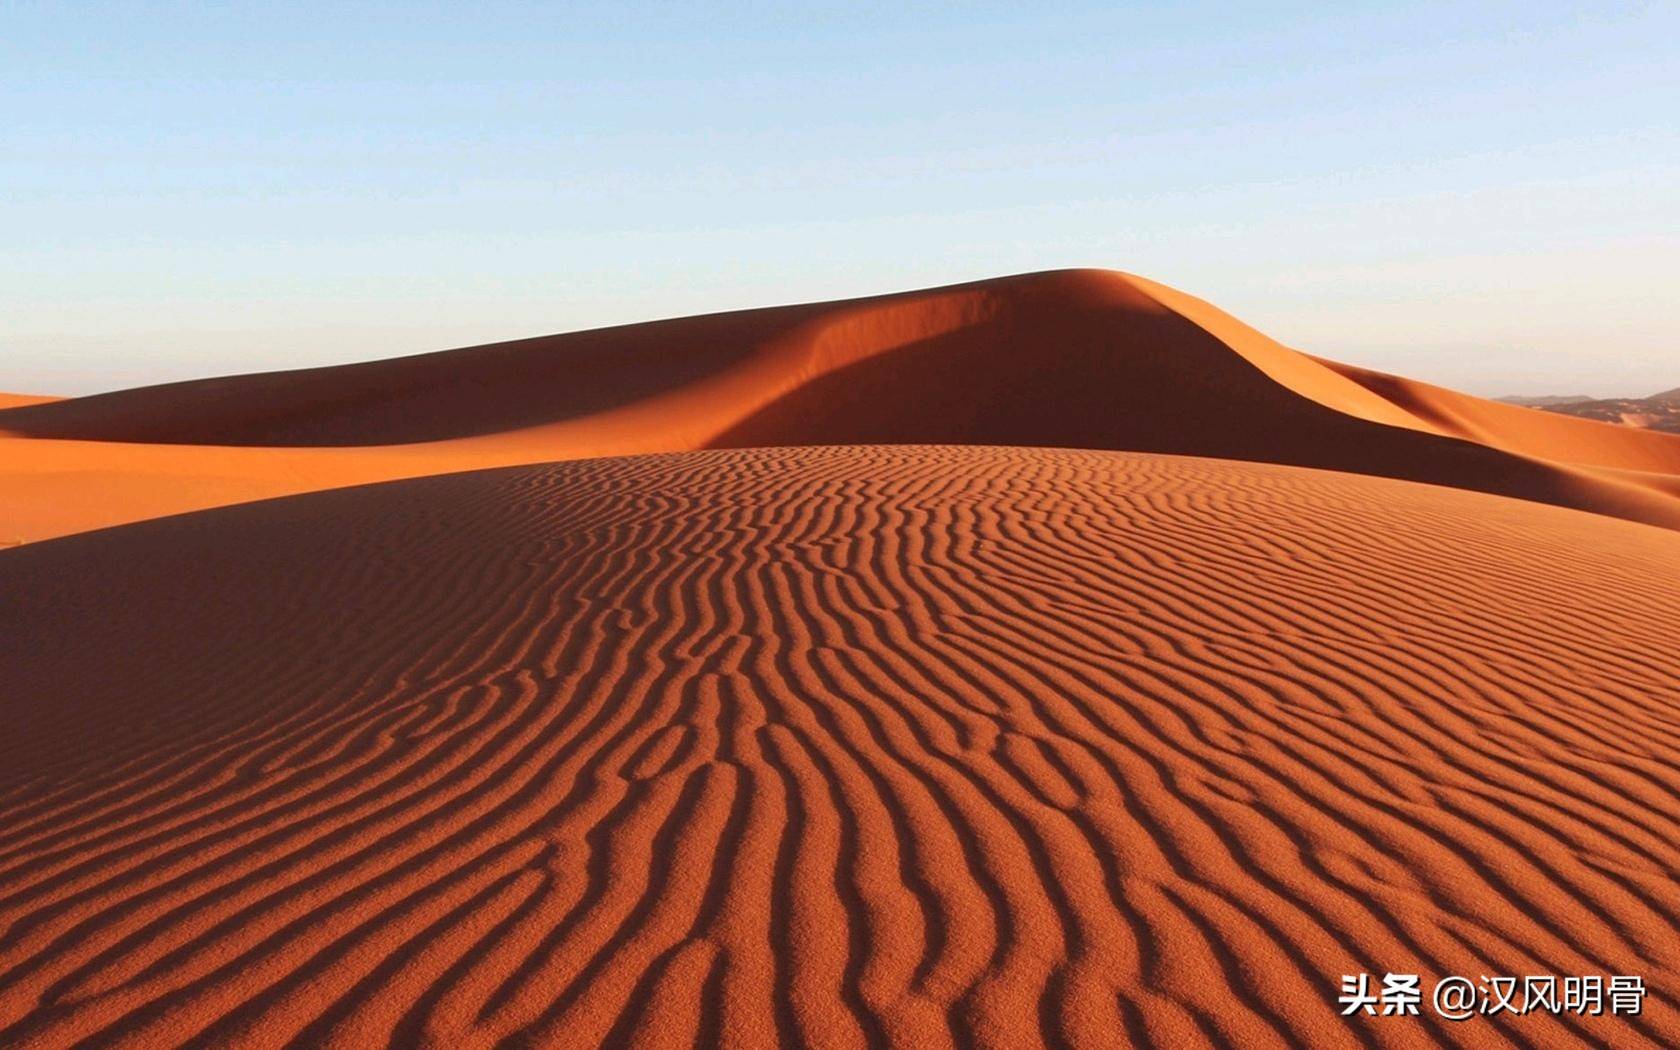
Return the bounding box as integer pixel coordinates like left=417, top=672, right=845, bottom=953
left=0, top=393, right=57, bottom=411
left=5, top=269, right=1680, bottom=545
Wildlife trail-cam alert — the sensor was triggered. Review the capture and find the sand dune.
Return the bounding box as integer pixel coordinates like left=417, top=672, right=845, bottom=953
left=0, top=394, right=57, bottom=411
left=5, top=269, right=1680, bottom=544
left=1, top=446, right=1677, bottom=1048
left=5, top=272, right=1679, bottom=1047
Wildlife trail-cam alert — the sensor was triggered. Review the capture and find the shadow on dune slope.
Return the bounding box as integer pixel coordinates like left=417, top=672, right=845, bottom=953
left=4, top=268, right=1679, bottom=536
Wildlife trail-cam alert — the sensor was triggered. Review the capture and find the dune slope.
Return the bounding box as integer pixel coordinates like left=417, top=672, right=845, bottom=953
left=2, top=445, right=1677, bottom=1049
left=5, top=269, right=1680, bottom=543
left=0, top=394, right=58, bottom=411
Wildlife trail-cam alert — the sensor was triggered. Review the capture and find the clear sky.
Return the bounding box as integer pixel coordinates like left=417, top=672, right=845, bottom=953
left=4, top=2, right=1676, bottom=397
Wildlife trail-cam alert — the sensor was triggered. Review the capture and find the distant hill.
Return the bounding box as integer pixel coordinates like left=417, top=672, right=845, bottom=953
left=1495, top=394, right=1594, bottom=407
left=1505, top=388, right=1680, bottom=434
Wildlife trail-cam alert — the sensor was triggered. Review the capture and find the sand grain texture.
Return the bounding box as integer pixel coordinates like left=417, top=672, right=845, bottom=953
left=3, top=446, right=1678, bottom=1049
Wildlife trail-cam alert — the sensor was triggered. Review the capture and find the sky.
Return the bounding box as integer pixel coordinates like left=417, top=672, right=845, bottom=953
left=3, top=1, right=1676, bottom=398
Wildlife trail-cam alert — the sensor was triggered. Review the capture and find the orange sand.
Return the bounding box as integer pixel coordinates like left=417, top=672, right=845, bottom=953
left=4, top=270, right=1679, bottom=544
left=0, top=394, right=58, bottom=410
left=3, top=273, right=1679, bottom=1049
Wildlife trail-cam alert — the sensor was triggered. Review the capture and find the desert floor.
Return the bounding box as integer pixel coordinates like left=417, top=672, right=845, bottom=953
left=3, top=271, right=1678, bottom=1048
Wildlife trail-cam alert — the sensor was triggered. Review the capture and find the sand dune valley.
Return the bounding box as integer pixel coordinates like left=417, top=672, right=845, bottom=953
left=3, top=269, right=1680, bottom=1049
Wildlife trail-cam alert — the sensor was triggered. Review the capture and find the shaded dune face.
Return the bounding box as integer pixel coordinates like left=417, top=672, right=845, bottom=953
left=5, top=269, right=1680, bottom=541
left=2, top=446, right=1677, bottom=1048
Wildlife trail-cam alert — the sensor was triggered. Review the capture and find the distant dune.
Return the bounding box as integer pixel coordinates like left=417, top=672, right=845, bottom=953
left=2, top=446, right=1677, bottom=1048
left=5, top=269, right=1680, bottom=544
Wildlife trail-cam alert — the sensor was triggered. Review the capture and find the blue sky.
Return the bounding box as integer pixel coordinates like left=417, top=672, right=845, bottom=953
left=4, top=2, right=1676, bottom=396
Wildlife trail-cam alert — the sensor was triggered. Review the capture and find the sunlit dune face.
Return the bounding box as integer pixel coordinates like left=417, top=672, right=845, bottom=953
left=3, top=270, right=1679, bottom=547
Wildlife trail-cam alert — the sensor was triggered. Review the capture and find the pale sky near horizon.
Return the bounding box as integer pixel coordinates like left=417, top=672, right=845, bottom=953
left=4, top=2, right=1676, bottom=398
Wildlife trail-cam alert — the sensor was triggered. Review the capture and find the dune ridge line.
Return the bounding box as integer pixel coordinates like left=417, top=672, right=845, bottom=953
left=5, top=269, right=1680, bottom=544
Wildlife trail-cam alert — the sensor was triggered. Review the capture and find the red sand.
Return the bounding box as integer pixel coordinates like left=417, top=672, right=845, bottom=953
left=3, top=273, right=1679, bottom=1048
left=2, top=447, right=1678, bottom=1048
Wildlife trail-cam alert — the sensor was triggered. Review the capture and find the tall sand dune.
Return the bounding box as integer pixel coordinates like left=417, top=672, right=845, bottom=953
left=5, top=269, right=1680, bottom=543
left=2, top=446, right=1678, bottom=1048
